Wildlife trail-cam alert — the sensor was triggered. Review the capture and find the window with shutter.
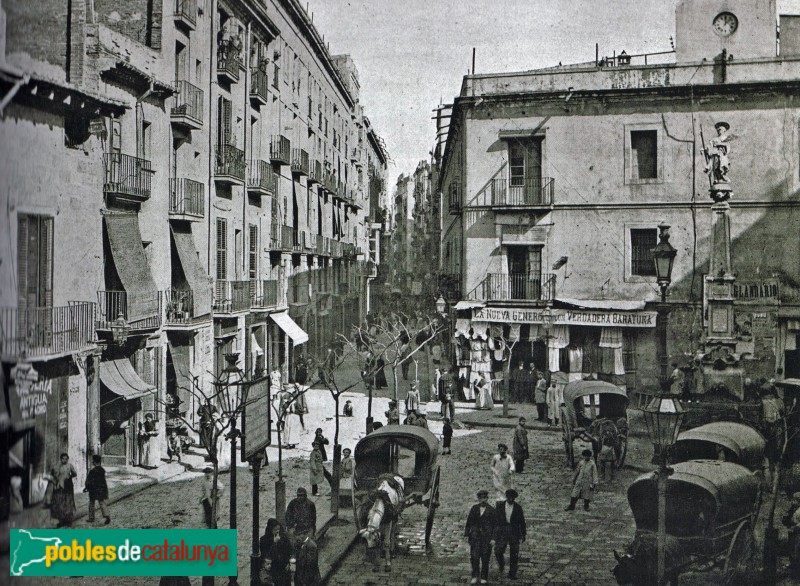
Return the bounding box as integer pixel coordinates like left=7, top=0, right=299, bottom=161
left=248, top=224, right=258, bottom=280
left=218, top=97, right=232, bottom=147
left=216, top=218, right=228, bottom=280
left=630, top=228, right=657, bottom=276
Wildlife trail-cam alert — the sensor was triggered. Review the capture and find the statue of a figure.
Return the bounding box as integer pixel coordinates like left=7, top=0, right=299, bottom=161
left=704, top=121, right=732, bottom=185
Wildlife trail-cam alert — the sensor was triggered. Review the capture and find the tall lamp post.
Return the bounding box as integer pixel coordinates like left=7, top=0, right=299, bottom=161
left=642, top=395, right=685, bottom=586
left=651, top=224, right=677, bottom=390
left=214, top=353, right=247, bottom=586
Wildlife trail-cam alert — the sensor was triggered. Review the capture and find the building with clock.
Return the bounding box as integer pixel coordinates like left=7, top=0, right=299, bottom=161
left=436, top=0, right=800, bottom=398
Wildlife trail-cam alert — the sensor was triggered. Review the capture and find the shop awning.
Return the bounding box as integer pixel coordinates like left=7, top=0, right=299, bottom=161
left=555, top=297, right=647, bottom=311
left=104, top=212, right=159, bottom=322
left=270, top=312, right=309, bottom=346
left=100, top=358, right=156, bottom=400
left=170, top=225, right=212, bottom=318
left=454, top=300, right=485, bottom=311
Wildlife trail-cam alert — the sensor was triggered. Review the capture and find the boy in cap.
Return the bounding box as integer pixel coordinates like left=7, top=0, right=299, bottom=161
left=442, top=417, right=453, bottom=455
left=465, top=489, right=497, bottom=584
left=83, top=454, right=110, bottom=525
left=495, top=488, right=526, bottom=579
left=565, top=449, right=598, bottom=511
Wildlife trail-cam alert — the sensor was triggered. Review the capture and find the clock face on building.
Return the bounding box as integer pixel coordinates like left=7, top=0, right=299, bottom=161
left=712, top=12, right=738, bottom=37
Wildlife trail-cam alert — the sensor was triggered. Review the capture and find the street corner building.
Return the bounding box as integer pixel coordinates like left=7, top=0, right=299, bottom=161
left=0, top=0, right=388, bottom=524
left=411, top=0, right=800, bottom=417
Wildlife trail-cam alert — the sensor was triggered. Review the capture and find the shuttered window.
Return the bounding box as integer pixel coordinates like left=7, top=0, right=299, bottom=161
left=630, top=228, right=657, bottom=276
left=18, top=214, right=54, bottom=310
left=217, top=96, right=232, bottom=147
left=248, top=224, right=258, bottom=280
left=216, top=218, right=228, bottom=280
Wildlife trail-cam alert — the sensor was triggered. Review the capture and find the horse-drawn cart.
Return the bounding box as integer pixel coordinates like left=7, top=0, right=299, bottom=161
left=672, top=421, right=767, bottom=472
left=352, top=425, right=442, bottom=570
left=614, top=460, right=760, bottom=585
left=561, top=380, right=629, bottom=469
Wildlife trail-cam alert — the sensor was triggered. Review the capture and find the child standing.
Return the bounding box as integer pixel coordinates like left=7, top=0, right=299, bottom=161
left=167, top=431, right=182, bottom=463
left=442, top=418, right=453, bottom=455
left=598, top=437, right=616, bottom=482
left=83, top=454, right=111, bottom=524
left=340, top=448, right=354, bottom=480
left=565, top=449, right=598, bottom=511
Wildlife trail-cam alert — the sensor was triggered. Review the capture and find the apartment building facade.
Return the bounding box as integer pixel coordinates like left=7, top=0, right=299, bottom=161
left=438, top=0, right=800, bottom=395
left=0, top=0, right=387, bottom=511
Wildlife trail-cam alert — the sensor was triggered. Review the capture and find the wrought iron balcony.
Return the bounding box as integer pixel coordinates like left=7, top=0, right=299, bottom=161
left=247, top=160, right=278, bottom=195
left=173, top=0, right=196, bottom=29
left=169, top=178, right=204, bottom=219
left=214, top=143, right=245, bottom=184
left=468, top=273, right=556, bottom=303
left=250, top=69, right=269, bottom=106
left=291, top=148, right=309, bottom=176
left=216, top=45, right=242, bottom=83
left=104, top=153, right=153, bottom=202
left=270, top=223, right=284, bottom=251
left=309, top=159, right=322, bottom=185
left=316, top=236, right=331, bottom=256
left=331, top=240, right=343, bottom=258
left=292, top=230, right=304, bottom=252
left=97, top=291, right=161, bottom=330
left=171, top=80, right=203, bottom=128
left=0, top=303, right=96, bottom=360
left=162, top=289, right=210, bottom=325
left=304, top=232, right=316, bottom=253
left=471, top=177, right=555, bottom=208
left=250, top=279, right=278, bottom=308
left=213, top=280, right=251, bottom=313
left=270, top=135, right=291, bottom=165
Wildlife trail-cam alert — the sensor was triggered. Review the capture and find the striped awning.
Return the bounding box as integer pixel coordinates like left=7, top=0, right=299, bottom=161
left=100, top=358, right=155, bottom=400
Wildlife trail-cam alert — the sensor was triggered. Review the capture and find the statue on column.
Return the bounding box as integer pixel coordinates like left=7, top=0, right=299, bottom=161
left=703, top=121, right=735, bottom=202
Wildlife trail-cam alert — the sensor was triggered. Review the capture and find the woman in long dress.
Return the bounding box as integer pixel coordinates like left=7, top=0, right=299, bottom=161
left=491, top=443, right=515, bottom=501
left=50, top=452, right=77, bottom=527
left=280, top=390, right=300, bottom=448
left=140, top=413, right=159, bottom=468
left=474, top=375, right=494, bottom=410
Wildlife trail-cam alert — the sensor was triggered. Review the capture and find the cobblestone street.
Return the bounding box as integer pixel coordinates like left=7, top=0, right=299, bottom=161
left=329, top=426, right=639, bottom=586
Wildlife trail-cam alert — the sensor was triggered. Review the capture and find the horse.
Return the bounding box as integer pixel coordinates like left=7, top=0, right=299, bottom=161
left=358, top=474, right=407, bottom=572
left=612, top=533, right=687, bottom=586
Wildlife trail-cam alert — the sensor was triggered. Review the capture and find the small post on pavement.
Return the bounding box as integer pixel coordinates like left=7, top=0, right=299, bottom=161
left=250, top=454, right=262, bottom=586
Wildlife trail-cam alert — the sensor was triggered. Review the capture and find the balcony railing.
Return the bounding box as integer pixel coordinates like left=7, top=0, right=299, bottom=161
left=215, top=143, right=245, bottom=183
left=316, top=236, right=331, bottom=256
left=248, top=160, right=278, bottom=194
left=171, top=80, right=203, bottom=128
left=304, top=232, right=317, bottom=253
left=97, top=291, right=162, bottom=329
left=448, top=180, right=461, bottom=212
left=163, top=289, right=210, bottom=325
left=217, top=45, right=242, bottom=83
left=169, top=178, right=204, bottom=218
left=173, top=0, right=196, bottom=28
left=0, top=303, right=96, bottom=359
left=213, top=280, right=251, bottom=313
left=331, top=240, right=343, bottom=258
left=251, top=279, right=278, bottom=308
left=270, top=223, right=283, bottom=251
left=104, top=153, right=152, bottom=201
left=471, top=177, right=555, bottom=208
left=468, top=273, right=556, bottom=302
left=282, top=225, right=295, bottom=251
left=309, top=159, right=322, bottom=184
left=270, top=135, right=291, bottom=165
left=292, top=230, right=304, bottom=252
left=250, top=69, right=269, bottom=105
left=291, top=148, right=309, bottom=176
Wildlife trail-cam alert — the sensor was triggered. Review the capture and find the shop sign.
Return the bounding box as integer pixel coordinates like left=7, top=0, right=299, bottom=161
left=472, top=307, right=657, bottom=328
left=733, top=279, right=779, bottom=303
left=10, top=363, right=53, bottom=420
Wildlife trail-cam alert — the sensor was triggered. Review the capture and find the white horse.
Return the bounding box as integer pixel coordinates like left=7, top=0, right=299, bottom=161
left=358, top=474, right=408, bottom=571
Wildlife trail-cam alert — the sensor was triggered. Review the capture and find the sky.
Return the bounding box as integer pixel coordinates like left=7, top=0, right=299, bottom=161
left=306, top=0, right=800, bottom=184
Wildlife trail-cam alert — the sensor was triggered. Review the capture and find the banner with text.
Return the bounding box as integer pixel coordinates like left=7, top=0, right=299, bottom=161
left=472, top=307, right=657, bottom=328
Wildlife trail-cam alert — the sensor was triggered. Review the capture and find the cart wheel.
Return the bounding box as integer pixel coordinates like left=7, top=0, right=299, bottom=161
left=561, top=410, right=575, bottom=469
left=424, top=467, right=441, bottom=547
left=722, top=520, right=754, bottom=586
left=615, top=434, right=628, bottom=469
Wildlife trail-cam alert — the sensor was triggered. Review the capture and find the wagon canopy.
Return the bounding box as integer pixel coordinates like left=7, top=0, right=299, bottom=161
left=673, top=422, right=766, bottom=471
left=563, top=380, right=629, bottom=427
left=354, top=424, right=440, bottom=493
left=627, top=460, right=760, bottom=537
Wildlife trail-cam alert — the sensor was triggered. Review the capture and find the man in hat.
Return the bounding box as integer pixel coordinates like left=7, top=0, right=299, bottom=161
left=494, top=488, right=526, bottom=580
left=285, top=487, right=317, bottom=554
left=465, top=490, right=497, bottom=585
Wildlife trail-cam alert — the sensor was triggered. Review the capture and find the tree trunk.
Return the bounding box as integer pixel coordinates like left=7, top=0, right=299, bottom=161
left=331, top=444, right=341, bottom=516
left=764, top=415, right=791, bottom=584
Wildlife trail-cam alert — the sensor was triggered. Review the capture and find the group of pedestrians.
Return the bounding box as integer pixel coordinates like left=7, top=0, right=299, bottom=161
left=509, top=363, right=563, bottom=425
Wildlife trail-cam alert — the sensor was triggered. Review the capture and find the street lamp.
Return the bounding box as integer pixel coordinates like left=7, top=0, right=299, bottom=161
left=642, top=395, right=685, bottom=586
left=214, top=352, right=247, bottom=586
left=435, top=295, right=447, bottom=316
left=651, top=224, right=677, bottom=390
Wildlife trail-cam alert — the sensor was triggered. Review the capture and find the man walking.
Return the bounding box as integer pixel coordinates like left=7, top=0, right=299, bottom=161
left=535, top=372, right=548, bottom=421
left=509, top=362, right=526, bottom=403
left=494, top=489, right=526, bottom=580
left=465, top=489, right=497, bottom=585
left=285, top=487, right=317, bottom=554
left=512, top=417, right=529, bottom=473
left=524, top=363, right=537, bottom=404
